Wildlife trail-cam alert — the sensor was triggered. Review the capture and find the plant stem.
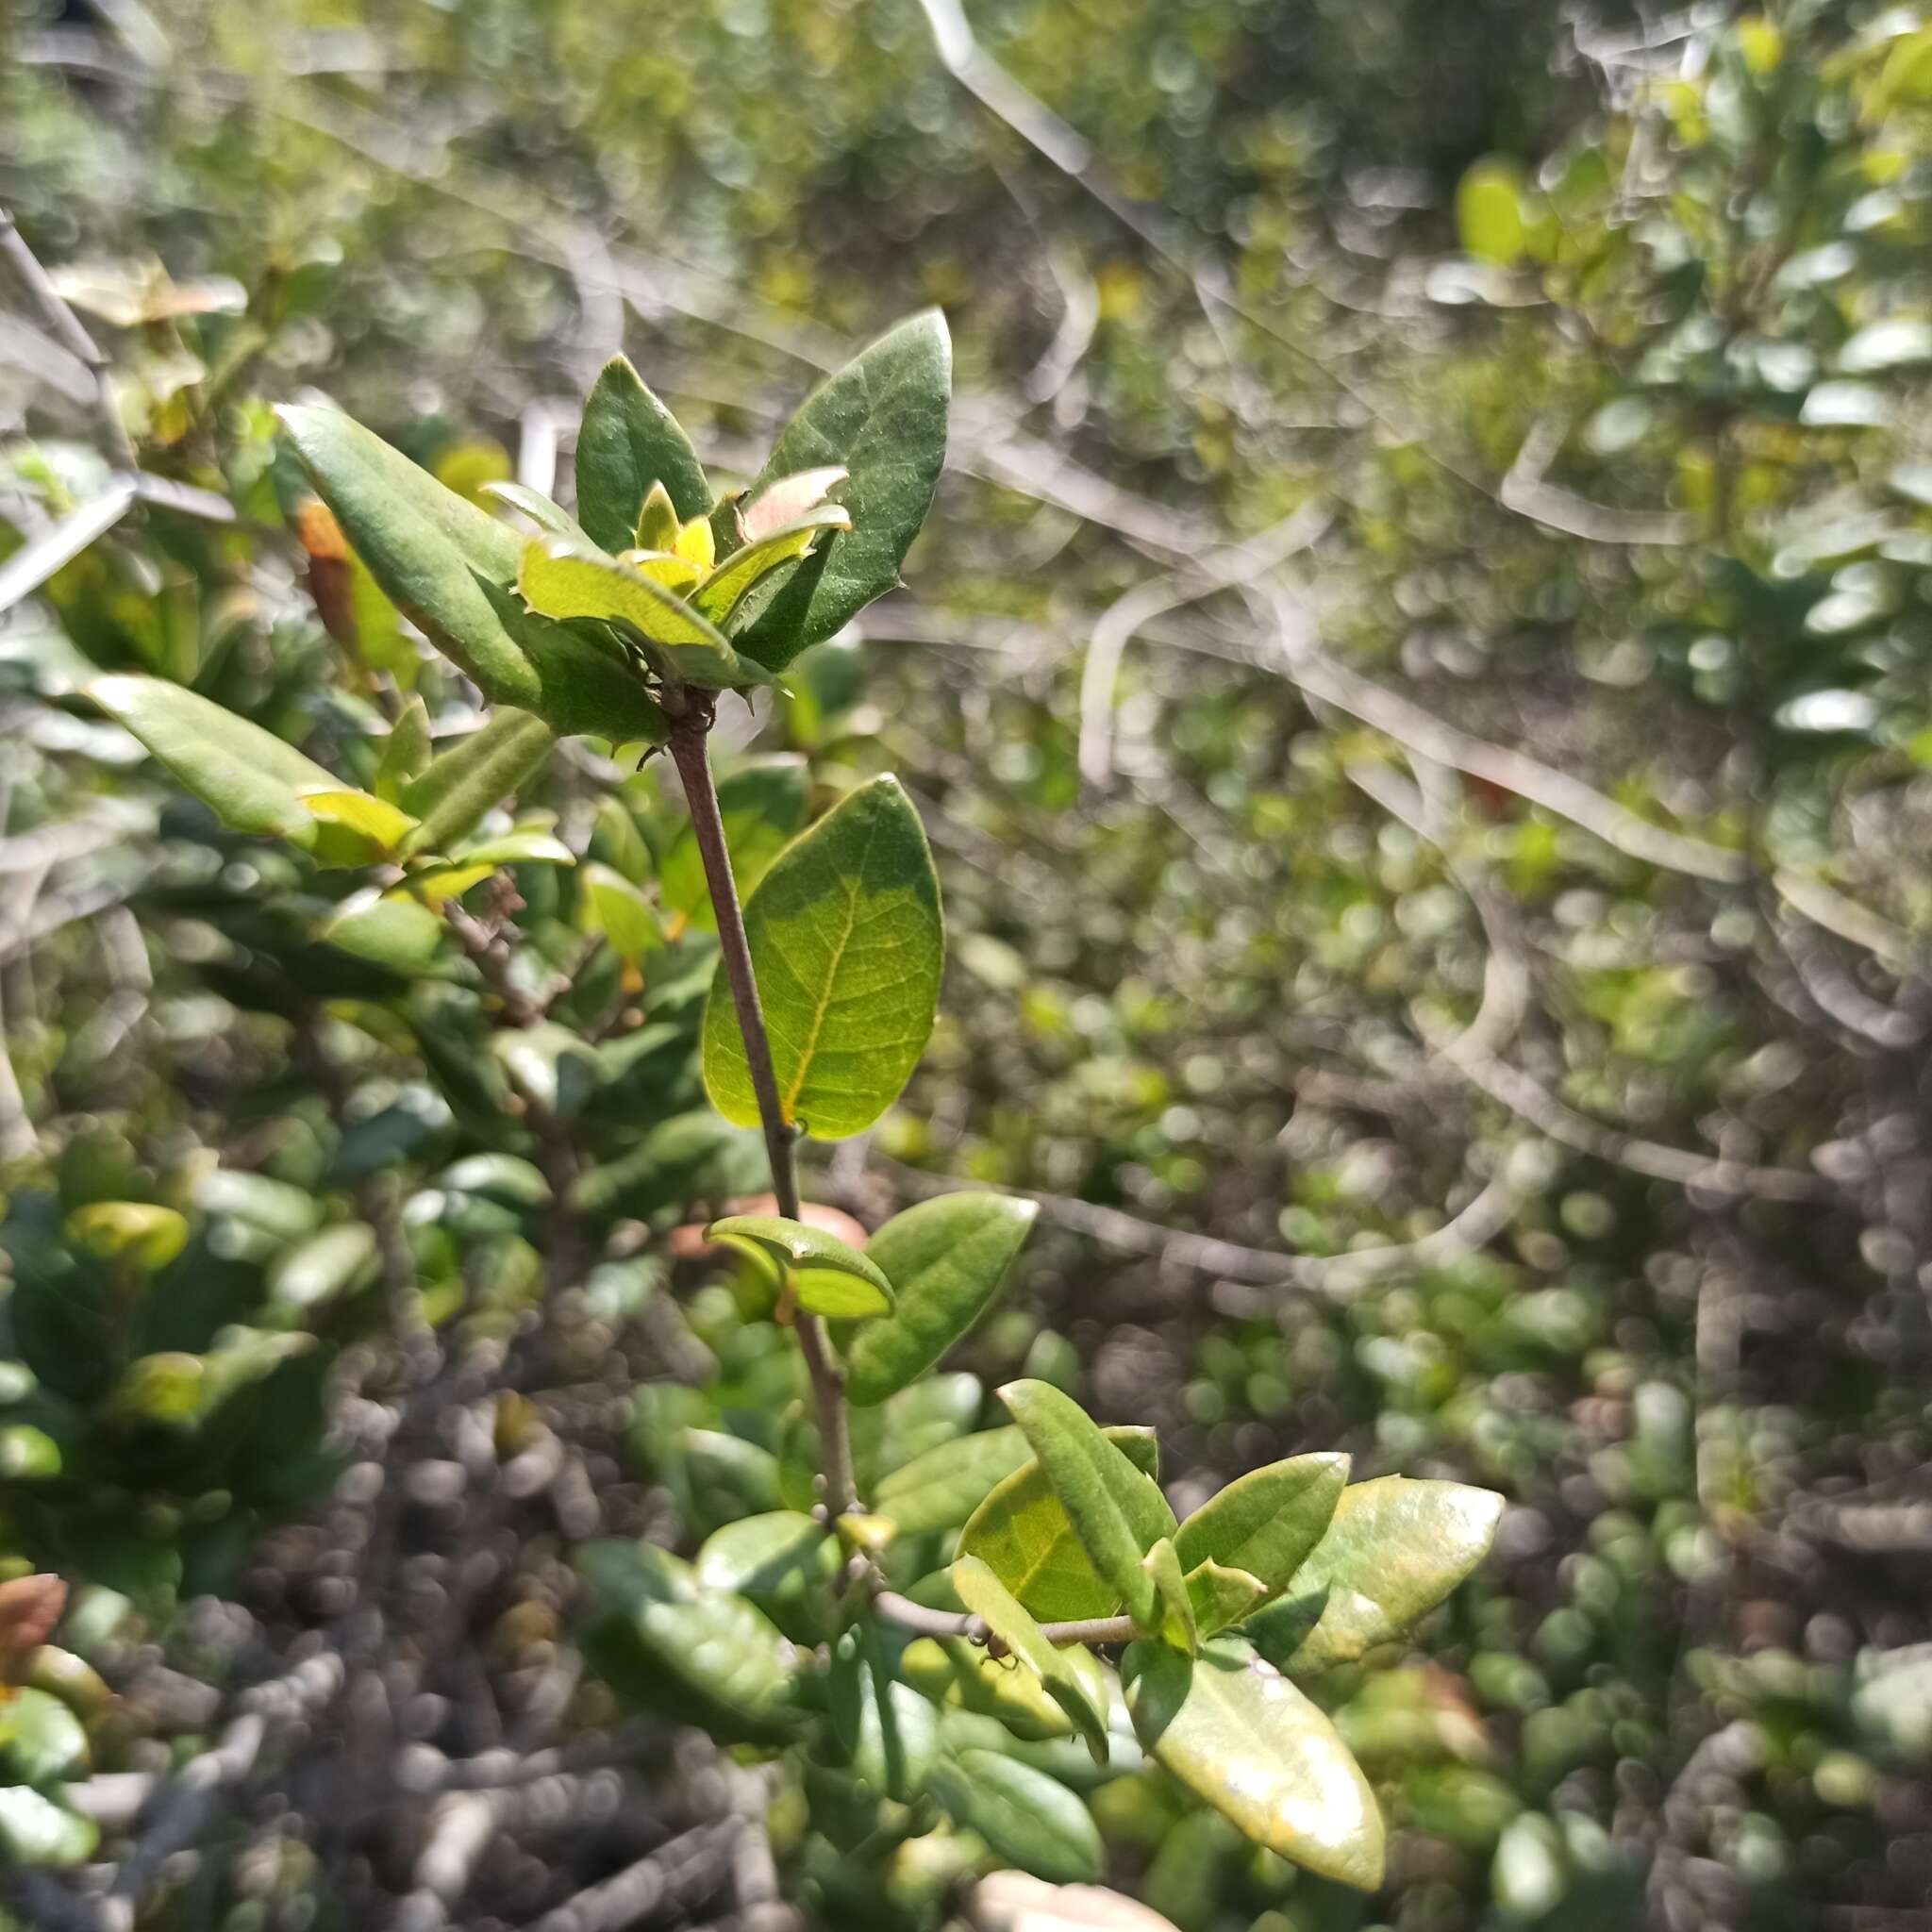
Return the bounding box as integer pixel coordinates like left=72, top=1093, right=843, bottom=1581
left=667, top=708, right=859, bottom=1514
left=871, top=1591, right=1140, bottom=1651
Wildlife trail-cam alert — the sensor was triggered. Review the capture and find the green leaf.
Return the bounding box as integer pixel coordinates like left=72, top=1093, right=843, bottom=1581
left=660, top=757, right=808, bottom=930
left=997, top=1380, right=1175, bottom=1630
left=1457, top=159, right=1527, bottom=266
left=704, top=1212, right=895, bottom=1318
left=929, top=1748, right=1102, bottom=1886
left=278, top=402, right=538, bottom=705
left=267, top=1222, right=378, bottom=1314
left=196, top=1169, right=324, bottom=1242
left=0, top=1785, right=98, bottom=1868
left=693, top=507, right=852, bottom=632
left=297, top=788, right=418, bottom=864
left=438, top=1154, right=552, bottom=1207
left=0, top=1425, right=60, bottom=1479
left=1141, top=1537, right=1196, bottom=1651
left=517, top=541, right=767, bottom=691
left=279, top=405, right=670, bottom=741
left=1185, top=1560, right=1269, bottom=1641
left=843, top=1193, right=1040, bottom=1407
left=1173, top=1453, right=1349, bottom=1604
left=485, top=480, right=591, bottom=544
left=322, top=890, right=447, bottom=973
left=65, top=1200, right=189, bottom=1270
left=952, top=1554, right=1108, bottom=1762
left=733, top=310, right=951, bottom=670
left=575, top=1540, right=802, bottom=1744
left=830, top=1621, right=940, bottom=1801
left=450, top=826, right=575, bottom=867
left=902, top=1636, right=1105, bottom=1743
left=957, top=1424, right=1161, bottom=1624
left=633, top=479, right=682, bottom=554
left=1123, top=1637, right=1384, bottom=1890
left=86, top=675, right=339, bottom=845
left=575, top=356, right=710, bottom=546
left=0, top=1686, right=87, bottom=1783
left=578, top=861, right=661, bottom=965
left=696, top=1510, right=838, bottom=1621
left=400, top=708, right=556, bottom=857
left=874, top=1424, right=1038, bottom=1536
left=1248, top=1477, right=1504, bottom=1674
left=373, top=694, right=431, bottom=804
left=701, top=776, right=942, bottom=1141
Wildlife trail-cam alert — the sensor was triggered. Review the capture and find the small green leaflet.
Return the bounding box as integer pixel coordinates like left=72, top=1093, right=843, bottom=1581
left=1172, top=1452, right=1349, bottom=1604
left=842, top=1193, right=1040, bottom=1407
left=575, top=356, right=711, bottom=544
left=516, top=541, right=767, bottom=691
left=704, top=1212, right=896, bottom=1319
left=400, top=708, right=555, bottom=857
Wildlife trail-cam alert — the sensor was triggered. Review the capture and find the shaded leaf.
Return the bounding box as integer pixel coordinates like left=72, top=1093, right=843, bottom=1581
left=874, top=1424, right=1038, bottom=1537
left=953, top=1554, right=1108, bottom=1761
left=1141, top=1537, right=1196, bottom=1651
left=660, top=757, right=808, bottom=930
left=704, top=1211, right=895, bottom=1318
left=374, top=694, right=431, bottom=804
left=830, top=1620, right=939, bottom=1800
left=844, top=1193, right=1040, bottom=1407
left=578, top=861, right=661, bottom=965
left=1185, top=1560, right=1269, bottom=1641
left=267, top=1222, right=378, bottom=1314
left=401, top=708, right=555, bottom=857
left=930, top=1748, right=1103, bottom=1886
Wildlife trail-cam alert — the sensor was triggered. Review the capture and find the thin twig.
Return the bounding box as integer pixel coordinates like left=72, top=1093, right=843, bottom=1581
left=666, top=707, right=859, bottom=1515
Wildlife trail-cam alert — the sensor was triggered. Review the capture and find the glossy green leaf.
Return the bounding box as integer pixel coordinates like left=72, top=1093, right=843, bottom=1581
left=693, top=507, right=851, bottom=632
left=998, top=1380, right=1175, bottom=1629
left=953, top=1555, right=1108, bottom=1761
left=373, top=694, right=431, bottom=804
left=1124, top=1637, right=1383, bottom=1889
left=280, top=405, right=669, bottom=741
left=704, top=1211, right=895, bottom=1318
left=660, top=757, right=809, bottom=930
left=438, top=1153, right=552, bottom=1207
left=1185, top=1559, right=1269, bottom=1641
left=874, top=1424, right=1037, bottom=1536
left=902, top=1636, right=1097, bottom=1742
left=400, top=708, right=555, bottom=857
left=322, top=890, right=446, bottom=973
left=843, top=1193, right=1040, bottom=1407
left=733, top=310, right=952, bottom=671
left=578, top=861, right=661, bottom=964
left=830, top=1620, right=940, bottom=1801
left=86, top=675, right=338, bottom=844
left=65, top=1200, right=189, bottom=1271
left=701, top=776, right=942, bottom=1141
left=930, top=1748, right=1102, bottom=1886
left=1141, top=1537, right=1196, bottom=1651
left=695, top=1510, right=837, bottom=1614
left=0, top=1785, right=98, bottom=1868
left=267, top=1222, right=378, bottom=1313
left=575, top=356, right=710, bottom=546
left=958, top=1424, right=1161, bottom=1624
left=1173, top=1453, right=1349, bottom=1604
left=517, top=541, right=766, bottom=691
left=866, top=1369, right=982, bottom=1477
left=1248, top=1477, right=1504, bottom=1674
left=575, top=1540, right=802, bottom=1744
left=194, top=1169, right=324, bottom=1242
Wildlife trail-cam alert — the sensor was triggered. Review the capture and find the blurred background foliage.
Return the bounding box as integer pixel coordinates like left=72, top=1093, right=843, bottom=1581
left=8, top=0, right=1932, bottom=1926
